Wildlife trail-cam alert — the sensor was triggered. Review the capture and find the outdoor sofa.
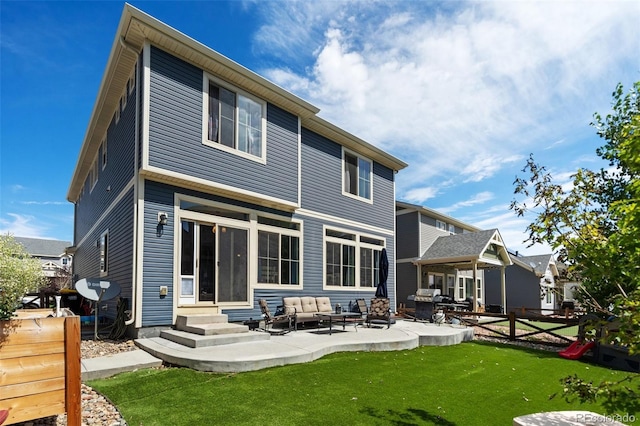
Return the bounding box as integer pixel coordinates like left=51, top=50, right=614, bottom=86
left=282, top=296, right=334, bottom=329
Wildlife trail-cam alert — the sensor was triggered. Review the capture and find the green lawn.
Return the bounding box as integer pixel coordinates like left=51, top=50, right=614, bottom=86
left=89, top=341, right=635, bottom=425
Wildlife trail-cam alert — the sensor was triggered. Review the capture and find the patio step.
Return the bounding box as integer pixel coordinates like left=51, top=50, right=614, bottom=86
left=160, top=329, right=270, bottom=348
left=177, top=321, right=249, bottom=336
left=175, top=314, right=229, bottom=327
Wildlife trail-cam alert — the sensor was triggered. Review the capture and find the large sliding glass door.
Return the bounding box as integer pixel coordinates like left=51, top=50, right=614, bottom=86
left=179, top=219, right=248, bottom=306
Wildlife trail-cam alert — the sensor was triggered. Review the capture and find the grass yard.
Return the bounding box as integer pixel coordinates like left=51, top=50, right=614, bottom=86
left=89, top=341, right=636, bottom=425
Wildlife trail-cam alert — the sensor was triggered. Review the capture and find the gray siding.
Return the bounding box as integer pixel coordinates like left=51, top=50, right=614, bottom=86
left=75, top=75, right=137, bottom=240
left=485, top=265, right=541, bottom=312
left=396, top=262, right=418, bottom=309
left=396, top=211, right=419, bottom=259
left=300, top=128, right=395, bottom=231
left=72, top=189, right=135, bottom=320
left=146, top=46, right=299, bottom=204
left=419, top=213, right=449, bottom=256
left=141, top=181, right=176, bottom=327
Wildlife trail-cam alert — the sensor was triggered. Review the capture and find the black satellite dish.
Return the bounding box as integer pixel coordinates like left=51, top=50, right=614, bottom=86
left=75, top=278, right=121, bottom=339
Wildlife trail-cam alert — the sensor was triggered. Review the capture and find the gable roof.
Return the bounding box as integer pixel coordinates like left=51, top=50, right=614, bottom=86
left=511, top=253, right=558, bottom=277
left=14, top=237, right=72, bottom=258
left=67, top=3, right=407, bottom=202
left=414, top=229, right=512, bottom=269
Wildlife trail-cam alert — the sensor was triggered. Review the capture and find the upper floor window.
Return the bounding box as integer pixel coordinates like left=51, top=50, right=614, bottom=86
left=99, top=230, right=109, bottom=276
left=436, top=220, right=447, bottom=231
left=203, top=75, right=265, bottom=160
left=101, top=138, right=107, bottom=170
left=448, top=224, right=455, bottom=234
left=90, top=157, right=99, bottom=192
left=343, top=150, right=372, bottom=200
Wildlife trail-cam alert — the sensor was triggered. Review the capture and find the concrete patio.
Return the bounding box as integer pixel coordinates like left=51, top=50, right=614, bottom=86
left=82, top=320, right=473, bottom=380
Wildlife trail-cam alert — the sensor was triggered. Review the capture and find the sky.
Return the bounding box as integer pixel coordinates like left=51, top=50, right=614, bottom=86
left=1, top=1, right=639, bottom=256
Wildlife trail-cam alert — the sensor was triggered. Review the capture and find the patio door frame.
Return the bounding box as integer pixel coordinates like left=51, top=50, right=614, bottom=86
left=177, top=210, right=250, bottom=307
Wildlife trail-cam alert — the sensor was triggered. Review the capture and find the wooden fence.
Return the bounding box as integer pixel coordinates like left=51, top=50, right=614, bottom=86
left=0, top=313, right=81, bottom=425
left=446, top=311, right=580, bottom=345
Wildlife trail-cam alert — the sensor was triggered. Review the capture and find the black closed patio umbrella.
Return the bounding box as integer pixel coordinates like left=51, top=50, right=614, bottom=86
left=375, top=248, right=389, bottom=298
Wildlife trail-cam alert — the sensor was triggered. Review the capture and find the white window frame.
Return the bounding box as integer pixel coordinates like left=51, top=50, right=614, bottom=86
left=99, top=230, right=108, bottom=277
left=256, top=219, right=302, bottom=288
left=202, top=74, right=267, bottom=163
left=101, top=137, right=107, bottom=170
left=436, top=220, right=447, bottom=231
left=323, top=226, right=385, bottom=290
left=448, top=224, right=455, bottom=234
left=128, top=65, right=136, bottom=95
left=342, top=148, right=373, bottom=203
left=121, top=88, right=127, bottom=111
left=89, top=156, right=99, bottom=192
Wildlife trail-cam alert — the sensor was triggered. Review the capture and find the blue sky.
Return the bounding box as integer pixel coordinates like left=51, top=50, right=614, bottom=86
left=1, top=1, right=638, bottom=256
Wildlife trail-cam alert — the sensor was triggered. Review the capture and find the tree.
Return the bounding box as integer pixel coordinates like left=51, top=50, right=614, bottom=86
left=0, top=234, right=47, bottom=320
left=511, top=81, right=639, bottom=411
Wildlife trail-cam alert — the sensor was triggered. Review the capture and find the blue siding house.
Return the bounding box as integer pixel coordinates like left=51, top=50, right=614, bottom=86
left=67, top=4, right=406, bottom=337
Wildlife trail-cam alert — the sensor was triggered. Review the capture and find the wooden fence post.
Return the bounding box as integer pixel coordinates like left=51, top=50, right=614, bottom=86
left=64, top=316, right=81, bottom=426
left=509, top=311, right=516, bottom=341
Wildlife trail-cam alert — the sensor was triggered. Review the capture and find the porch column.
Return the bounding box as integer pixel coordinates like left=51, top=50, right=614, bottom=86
left=501, top=265, right=506, bottom=313
left=472, top=261, right=478, bottom=312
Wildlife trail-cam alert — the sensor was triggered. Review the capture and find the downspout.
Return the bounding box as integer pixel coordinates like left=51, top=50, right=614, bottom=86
left=120, top=36, right=140, bottom=327
left=501, top=265, right=506, bottom=313
left=472, top=261, right=478, bottom=312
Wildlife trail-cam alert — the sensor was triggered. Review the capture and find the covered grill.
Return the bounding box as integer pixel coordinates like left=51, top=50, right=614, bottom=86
left=409, top=289, right=441, bottom=321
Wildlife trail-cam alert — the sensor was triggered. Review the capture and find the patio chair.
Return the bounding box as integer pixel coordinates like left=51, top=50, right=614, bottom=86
left=258, top=299, right=293, bottom=334
left=356, top=298, right=369, bottom=315
left=366, top=297, right=391, bottom=328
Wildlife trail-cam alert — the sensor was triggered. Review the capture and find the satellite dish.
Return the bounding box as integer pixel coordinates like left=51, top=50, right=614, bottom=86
left=75, top=278, right=121, bottom=340
left=75, top=278, right=121, bottom=302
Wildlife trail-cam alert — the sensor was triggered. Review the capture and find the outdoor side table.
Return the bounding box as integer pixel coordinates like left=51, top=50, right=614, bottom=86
left=314, top=312, right=362, bottom=335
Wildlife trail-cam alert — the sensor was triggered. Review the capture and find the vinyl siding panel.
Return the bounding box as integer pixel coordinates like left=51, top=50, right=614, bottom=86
left=75, top=76, right=137, bottom=240
left=146, top=46, right=298, bottom=204
left=485, top=266, right=540, bottom=312
left=141, top=181, right=175, bottom=327
left=300, top=127, right=395, bottom=231
left=419, top=213, right=449, bottom=257
left=397, top=262, right=418, bottom=309
left=396, top=211, right=419, bottom=259
left=72, top=189, right=135, bottom=320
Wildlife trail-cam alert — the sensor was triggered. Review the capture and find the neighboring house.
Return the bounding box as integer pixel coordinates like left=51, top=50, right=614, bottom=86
left=485, top=253, right=559, bottom=313
left=66, top=5, right=407, bottom=337
left=395, top=201, right=512, bottom=312
left=14, top=237, right=73, bottom=289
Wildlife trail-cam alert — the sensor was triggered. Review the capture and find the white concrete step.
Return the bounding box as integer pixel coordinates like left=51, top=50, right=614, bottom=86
left=160, top=329, right=270, bottom=348
left=177, top=321, right=249, bottom=336
left=175, top=314, right=228, bottom=328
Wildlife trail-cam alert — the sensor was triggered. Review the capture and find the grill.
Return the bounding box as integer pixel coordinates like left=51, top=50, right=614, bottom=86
left=409, top=289, right=441, bottom=320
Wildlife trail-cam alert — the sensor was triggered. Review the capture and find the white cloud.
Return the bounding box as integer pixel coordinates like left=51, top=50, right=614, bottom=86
left=255, top=1, right=638, bottom=198
left=439, top=191, right=494, bottom=214
left=0, top=213, right=48, bottom=238
left=403, top=186, right=438, bottom=204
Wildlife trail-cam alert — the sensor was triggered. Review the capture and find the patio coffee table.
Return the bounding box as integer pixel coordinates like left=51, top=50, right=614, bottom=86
left=314, top=312, right=362, bottom=335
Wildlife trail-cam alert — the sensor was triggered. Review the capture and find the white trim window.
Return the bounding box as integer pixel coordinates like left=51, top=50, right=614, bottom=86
left=436, top=220, right=447, bottom=231
left=90, top=157, right=99, bottom=192
left=128, top=65, right=136, bottom=95
left=325, top=228, right=384, bottom=289
left=343, top=149, right=372, bottom=201
left=101, top=137, right=107, bottom=170
left=203, top=75, right=266, bottom=160
left=99, top=230, right=109, bottom=276
left=257, top=217, right=301, bottom=286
